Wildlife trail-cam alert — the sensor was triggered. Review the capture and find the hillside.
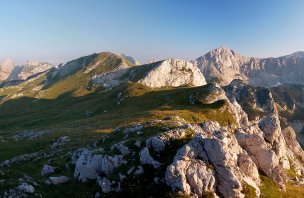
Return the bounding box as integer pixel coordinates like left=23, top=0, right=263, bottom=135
left=0, top=51, right=304, bottom=197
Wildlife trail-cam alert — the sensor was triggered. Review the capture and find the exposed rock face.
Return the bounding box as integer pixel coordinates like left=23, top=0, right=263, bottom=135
left=236, top=127, right=288, bottom=188
left=74, top=149, right=124, bottom=182
left=92, top=58, right=206, bottom=88
left=111, top=141, right=130, bottom=155
left=17, top=61, right=53, bottom=80
left=0, top=59, right=16, bottom=81
left=195, top=47, right=304, bottom=87
left=17, top=182, right=35, bottom=194
left=139, top=147, right=161, bottom=168
left=195, top=47, right=249, bottom=85
left=165, top=122, right=260, bottom=198
left=224, top=79, right=277, bottom=121
left=146, top=127, right=188, bottom=153
left=282, top=127, right=304, bottom=162
left=0, top=59, right=53, bottom=81
left=41, top=164, right=55, bottom=176
left=50, top=136, right=70, bottom=150
left=188, top=84, right=226, bottom=105
left=139, top=59, right=206, bottom=88
left=166, top=157, right=216, bottom=198
left=46, top=176, right=70, bottom=185
left=97, top=177, right=112, bottom=193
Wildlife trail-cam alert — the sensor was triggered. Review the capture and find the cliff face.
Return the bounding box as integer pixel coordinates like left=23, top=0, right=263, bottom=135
left=195, top=47, right=304, bottom=87
left=0, top=59, right=53, bottom=82
left=138, top=59, right=206, bottom=88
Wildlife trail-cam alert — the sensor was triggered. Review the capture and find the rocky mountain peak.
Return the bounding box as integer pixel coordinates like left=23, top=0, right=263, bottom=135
left=0, top=59, right=16, bottom=73
left=195, top=48, right=304, bottom=87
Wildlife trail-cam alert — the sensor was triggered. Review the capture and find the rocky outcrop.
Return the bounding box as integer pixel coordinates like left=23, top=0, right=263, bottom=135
left=111, top=141, right=130, bottom=155
left=17, top=61, right=53, bottom=80
left=166, top=122, right=260, bottom=198
left=146, top=127, right=189, bottom=153
left=46, top=176, right=70, bottom=185
left=17, top=183, right=35, bottom=194
left=73, top=149, right=125, bottom=182
left=0, top=59, right=16, bottom=81
left=139, top=147, right=161, bottom=168
left=0, top=59, right=53, bottom=82
left=282, top=127, right=304, bottom=162
left=41, top=164, right=55, bottom=176
left=139, top=59, right=206, bottom=88
left=92, top=58, right=206, bottom=88
left=236, top=127, right=288, bottom=188
left=166, top=157, right=216, bottom=197
left=50, top=136, right=70, bottom=150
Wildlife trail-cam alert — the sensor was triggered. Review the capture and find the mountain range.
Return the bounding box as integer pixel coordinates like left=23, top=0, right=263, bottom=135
left=1, top=48, right=304, bottom=197
left=195, top=47, right=304, bottom=87
left=0, top=59, right=53, bottom=82
left=2, top=47, right=304, bottom=88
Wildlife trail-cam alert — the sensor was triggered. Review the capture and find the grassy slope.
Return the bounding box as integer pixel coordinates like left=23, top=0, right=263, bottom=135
left=0, top=56, right=303, bottom=196
left=0, top=81, right=237, bottom=196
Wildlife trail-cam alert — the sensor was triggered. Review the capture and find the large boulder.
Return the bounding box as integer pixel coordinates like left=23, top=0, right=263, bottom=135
left=73, top=149, right=124, bottom=182
left=166, top=122, right=260, bottom=198
left=139, top=147, right=161, bottom=169
left=17, top=183, right=35, bottom=194
left=46, top=176, right=70, bottom=185
left=41, top=164, right=55, bottom=176
left=166, top=158, right=216, bottom=198
left=236, top=127, right=288, bottom=188
left=282, top=127, right=304, bottom=162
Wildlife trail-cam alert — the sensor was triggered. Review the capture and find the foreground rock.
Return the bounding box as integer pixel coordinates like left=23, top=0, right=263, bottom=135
left=139, top=147, right=161, bottom=168
left=17, top=182, right=35, bottom=194
left=41, top=164, right=55, bottom=176
left=73, top=149, right=125, bottom=182
left=46, top=176, right=70, bottom=185
left=166, top=121, right=260, bottom=198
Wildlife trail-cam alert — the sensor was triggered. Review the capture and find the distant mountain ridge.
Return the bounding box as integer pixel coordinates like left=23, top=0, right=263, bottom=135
left=2, top=48, right=304, bottom=99
left=194, top=47, right=304, bottom=87
left=0, top=59, right=53, bottom=82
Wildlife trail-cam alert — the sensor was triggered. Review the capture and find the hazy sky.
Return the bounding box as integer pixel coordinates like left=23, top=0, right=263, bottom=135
left=0, top=0, right=304, bottom=65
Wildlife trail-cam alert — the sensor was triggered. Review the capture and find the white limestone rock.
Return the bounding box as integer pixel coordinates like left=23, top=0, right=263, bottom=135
left=166, top=157, right=216, bottom=198
left=282, top=127, right=304, bottom=161
left=97, top=177, right=112, bottom=193
left=17, top=182, right=35, bottom=194
left=166, top=122, right=260, bottom=198
left=236, top=128, right=288, bottom=188
left=73, top=149, right=124, bottom=182
left=139, top=147, right=161, bottom=168
left=46, top=176, right=70, bottom=185
left=195, top=47, right=304, bottom=87
left=41, top=164, right=55, bottom=176
left=139, top=59, right=206, bottom=88
left=146, top=127, right=189, bottom=153
left=111, top=141, right=130, bottom=155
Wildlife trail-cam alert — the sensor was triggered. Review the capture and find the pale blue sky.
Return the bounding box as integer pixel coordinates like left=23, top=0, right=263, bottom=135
left=0, top=0, right=304, bottom=65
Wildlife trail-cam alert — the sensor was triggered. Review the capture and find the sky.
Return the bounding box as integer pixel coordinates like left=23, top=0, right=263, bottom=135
left=0, top=0, right=304, bottom=65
